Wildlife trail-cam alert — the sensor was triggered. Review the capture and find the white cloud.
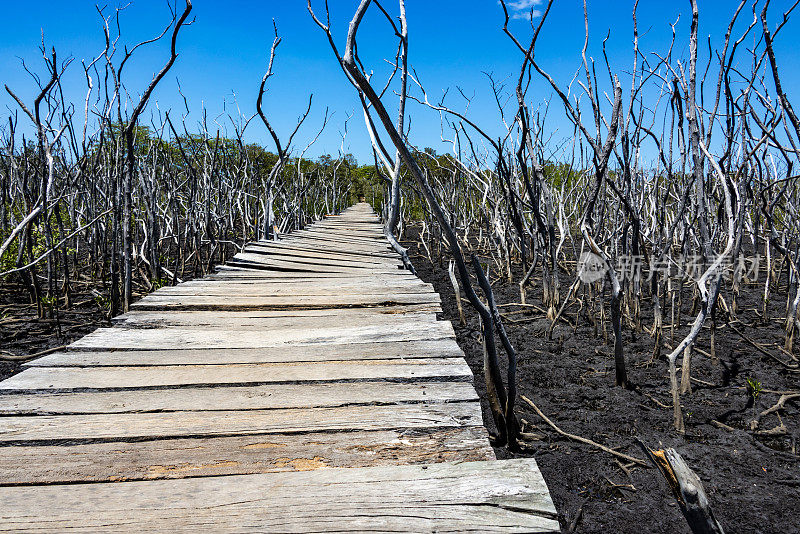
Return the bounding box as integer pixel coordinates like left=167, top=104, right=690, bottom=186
left=512, top=9, right=542, bottom=19
left=503, top=0, right=543, bottom=20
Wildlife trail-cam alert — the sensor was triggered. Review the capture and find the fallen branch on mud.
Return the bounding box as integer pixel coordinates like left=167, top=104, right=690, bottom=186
left=750, top=393, right=800, bottom=431
left=520, top=395, right=649, bottom=467
left=729, top=323, right=799, bottom=371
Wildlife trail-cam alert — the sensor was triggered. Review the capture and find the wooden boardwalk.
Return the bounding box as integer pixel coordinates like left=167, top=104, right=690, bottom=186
left=0, top=203, right=558, bottom=532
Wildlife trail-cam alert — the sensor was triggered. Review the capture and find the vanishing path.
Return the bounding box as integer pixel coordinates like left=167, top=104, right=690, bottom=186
left=0, top=203, right=558, bottom=532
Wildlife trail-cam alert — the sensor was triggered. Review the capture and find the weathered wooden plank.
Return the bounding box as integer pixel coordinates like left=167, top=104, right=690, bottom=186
left=294, top=227, right=384, bottom=238
left=325, top=209, right=375, bottom=216
left=247, top=240, right=397, bottom=259
left=225, top=255, right=401, bottom=274
left=325, top=213, right=376, bottom=218
left=0, top=459, right=558, bottom=532
left=235, top=249, right=398, bottom=269
left=309, top=229, right=383, bottom=234
left=148, top=286, right=433, bottom=298
left=24, top=338, right=465, bottom=367
left=310, top=220, right=384, bottom=228
left=278, top=240, right=390, bottom=254
left=116, top=303, right=441, bottom=322
left=298, top=227, right=383, bottom=235
left=233, top=245, right=395, bottom=260
left=305, top=229, right=384, bottom=238
left=284, top=229, right=386, bottom=242
left=111, top=309, right=438, bottom=329
left=125, top=304, right=446, bottom=321
left=298, top=229, right=386, bottom=240
left=0, top=427, right=495, bottom=484
left=210, top=267, right=404, bottom=278
left=149, top=283, right=434, bottom=298
left=0, top=401, right=484, bottom=442
left=171, top=276, right=431, bottom=290
left=187, top=273, right=419, bottom=282
left=287, top=233, right=388, bottom=248
left=282, top=232, right=390, bottom=246
left=1, top=358, right=471, bottom=390
left=241, top=245, right=396, bottom=265
left=205, top=270, right=421, bottom=285
left=201, top=275, right=426, bottom=286
left=66, top=321, right=453, bottom=350
left=310, top=217, right=382, bottom=224
left=309, top=225, right=383, bottom=231
left=247, top=241, right=391, bottom=255
left=310, top=218, right=383, bottom=226
left=327, top=208, right=376, bottom=215
left=304, top=223, right=385, bottom=232
left=0, top=381, right=478, bottom=414
left=129, top=292, right=440, bottom=311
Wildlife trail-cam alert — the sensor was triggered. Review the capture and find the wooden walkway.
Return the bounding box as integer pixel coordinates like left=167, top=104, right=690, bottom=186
left=0, top=204, right=558, bottom=532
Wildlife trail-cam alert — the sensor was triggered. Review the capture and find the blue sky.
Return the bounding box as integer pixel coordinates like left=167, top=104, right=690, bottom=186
left=2, top=1, right=799, bottom=164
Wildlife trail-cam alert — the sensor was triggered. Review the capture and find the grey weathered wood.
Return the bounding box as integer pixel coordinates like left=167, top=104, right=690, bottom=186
left=297, top=229, right=385, bottom=240
left=24, top=338, right=465, bottom=367
left=310, top=220, right=385, bottom=228
left=240, top=246, right=396, bottom=265
left=227, top=249, right=400, bottom=268
left=1, top=358, right=471, bottom=390
left=206, top=269, right=417, bottom=281
left=273, top=233, right=392, bottom=248
left=150, top=283, right=433, bottom=297
left=277, top=242, right=393, bottom=255
left=0, top=402, right=484, bottom=442
left=233, top=250, right=398, bottom=269
left=304, top=229, right=385, bottom=239
left=65, top=321, right=453, bottom=350
left=111, top=310, right=438, bottom=329
left=167, top=277, right=432, bottom=290
left=0, top=427, right=495, bottom=484
left=265, top=234, right=389, bottom=249
left=209, top=268, right=408, bottom=279
left=114, top=305, right=444, bottom=326
left=131, top=300, right=441, bottom=319
left=291, top=225, right=386, bottom=236
left=276, top=241, right=392, bottom=256
left=211, top=260, right=413, bottom=273
left=182, top=274, right=423, bottom=284
left=0, top=381, right=478, bottom=414
left=0, top=459, right=558, bottom=532
left=204, top=272, right=423, bottom=285
left=292, top=228, right=384, bottom=240
left=283, top=236, right=389, bottom=251
left=225, top=256, right=401, bottom=274
left=246, top=240, right=397, bottom=259
left=129, top=292, right=440, bottom=311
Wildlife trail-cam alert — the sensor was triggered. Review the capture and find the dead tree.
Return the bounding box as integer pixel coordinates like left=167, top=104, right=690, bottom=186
left=256, top=21, right=313, bottom=241
left=523, top=0, right=628, bottom=387
left=119, top=0, right=193, bottom=311
left=309, top=0, right=522, bottom=449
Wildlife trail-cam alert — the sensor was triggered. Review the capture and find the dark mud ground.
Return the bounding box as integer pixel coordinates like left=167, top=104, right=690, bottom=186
left=1, top=267, right=215, bottom=378
left=403, top=232, right=799, bottom=534
left=1, top=244, right=236, bottom=375
left=2, top=231, right=798, bottom=533
left=0, top=281, right=111, bottom=379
